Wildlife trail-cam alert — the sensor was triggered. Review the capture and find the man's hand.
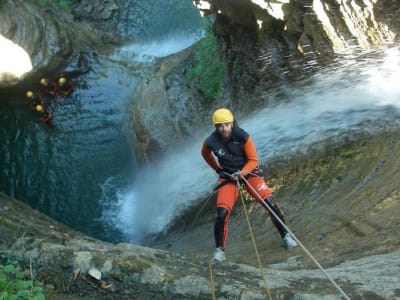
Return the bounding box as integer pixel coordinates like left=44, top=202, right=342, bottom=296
left=216, top=168, right=224, bottom=176
left=231, top=171, right=242, bottom=181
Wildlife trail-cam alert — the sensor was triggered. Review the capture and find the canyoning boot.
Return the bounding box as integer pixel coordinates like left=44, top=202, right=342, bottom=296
left=283, top=233, right=298, bottom=249
left=211, top=247, right=226, bottom=262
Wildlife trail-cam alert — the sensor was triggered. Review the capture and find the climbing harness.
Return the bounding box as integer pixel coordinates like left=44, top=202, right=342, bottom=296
left=237, top=174, right=351, bottom=300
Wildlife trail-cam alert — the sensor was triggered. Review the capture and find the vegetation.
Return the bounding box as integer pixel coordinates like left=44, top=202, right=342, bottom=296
left=187, top=27, right=226, bottom=101
left=0, top=262, right=45, bottom=300
left=34, top=0, right=72, bottom=10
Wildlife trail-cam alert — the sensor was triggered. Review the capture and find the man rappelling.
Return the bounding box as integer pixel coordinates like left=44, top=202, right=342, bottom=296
left=201, top=108, right=298, bottom=262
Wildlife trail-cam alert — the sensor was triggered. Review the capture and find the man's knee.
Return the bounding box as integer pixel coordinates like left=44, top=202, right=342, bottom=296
left=214, top=207, right=229, bottom=248
left=264, top=197, right=277, bottom=209
left=215, top=207, right=228, bottom=222
left=263, top=198, right=285, bottom=219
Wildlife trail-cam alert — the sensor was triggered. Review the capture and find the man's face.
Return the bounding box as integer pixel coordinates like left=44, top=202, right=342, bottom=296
left=216, top=122, right=234, bottom=139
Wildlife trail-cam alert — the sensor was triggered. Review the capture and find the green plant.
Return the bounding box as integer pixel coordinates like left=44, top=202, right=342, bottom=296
left=0, top=263, right=45, bottom=300
left=187, top=27, right=226, bottom=101
left=56, top=0, right=72, bottom=10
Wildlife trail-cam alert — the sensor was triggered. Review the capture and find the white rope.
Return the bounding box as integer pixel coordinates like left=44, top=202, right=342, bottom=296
left=238, top=174, right=351, bottom=300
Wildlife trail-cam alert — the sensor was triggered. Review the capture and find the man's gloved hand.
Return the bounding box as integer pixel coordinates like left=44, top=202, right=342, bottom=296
left=216, top=169, right=234, bottom=180
left=216, top=168, right=226, bottom=177
left=231, top=171, right=242, bottom=181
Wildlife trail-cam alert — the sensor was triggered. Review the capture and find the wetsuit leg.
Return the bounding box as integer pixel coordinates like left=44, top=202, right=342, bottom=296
left=214, top=207, right=228, bottom=249
left=262, top=197, right=288, bottom=238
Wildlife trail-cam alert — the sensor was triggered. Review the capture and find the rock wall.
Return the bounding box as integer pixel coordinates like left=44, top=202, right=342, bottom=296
left=131, top=45, right=212, bottom=163
left=0, top=0, right=201, bottom=89
left=193, top=0, right=398, bottom=103
left=0, top=1, right=72, bottom=86
left=0, top=0, right=116, bottom=88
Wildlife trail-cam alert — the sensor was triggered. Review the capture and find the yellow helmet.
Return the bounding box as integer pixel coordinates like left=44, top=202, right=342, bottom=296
left=36, top=105, right=43, bottom=112
left=40, top=78, right=47, bottom=85
left=212, top=108, right=234, bottom=125
left=58, top=77, right=66, bottom=84
left=26, top=90, right=34, bottom=98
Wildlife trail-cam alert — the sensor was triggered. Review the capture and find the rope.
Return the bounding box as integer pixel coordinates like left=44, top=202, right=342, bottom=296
left=239, top=175, right=351, bottom=300
left=208, top=261, right=217, bottom=300
left=237, top=181, right=273, bottom=300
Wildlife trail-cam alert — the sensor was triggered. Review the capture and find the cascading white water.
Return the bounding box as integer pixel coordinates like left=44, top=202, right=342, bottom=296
left=103, top=47, right=400, bottom=243
left=117, top=33, right=203, bottom=62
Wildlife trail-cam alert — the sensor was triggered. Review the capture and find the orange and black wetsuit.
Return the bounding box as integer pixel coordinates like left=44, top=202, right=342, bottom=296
left=201, top=125, right=288, bottom=250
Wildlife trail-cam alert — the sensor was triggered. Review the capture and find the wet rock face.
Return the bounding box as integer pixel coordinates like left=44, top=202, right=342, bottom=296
left=0, top=1, right=74, bottom=86
left=193, top=0, right=399, bottom=102
left=196, top=0, right=398, bottom=51
left=131, top=47, right=211, bottom=164
left=0, top=0, right=115, bottom=89
left=0, top=0, right=138, bottom=89
left=0, top=0, right=200, bottom=90
left=132, top=0, right=400, bottom=160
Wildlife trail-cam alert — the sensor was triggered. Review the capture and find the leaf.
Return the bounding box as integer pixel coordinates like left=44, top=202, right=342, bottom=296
left=15, top=272, right=24, bottom=280
left=17, top=290, right=30, bottom=297
left=3, top=265, right=14, bottom=274
left=32, top=295, right=46, bottom=300
left=32, top=286, right=43, bottom=294
left=15, top=279, right=32, bottom=290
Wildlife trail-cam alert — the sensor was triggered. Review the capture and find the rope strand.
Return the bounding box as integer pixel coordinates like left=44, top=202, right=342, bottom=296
left=239, top=175, right=351, bottom=300
left=238, top=181, right=273, bottom=300
left=208, top=261, right=217, bottom=300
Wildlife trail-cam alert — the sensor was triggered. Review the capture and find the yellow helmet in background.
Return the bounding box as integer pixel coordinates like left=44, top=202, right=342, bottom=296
left=40, top=78, right=47, bottom=85
left=26, top=90, right=34, bottom=98
left=212, top=108, right=234, bottom=125
left=58, top=77, right=66, bottom=84
left=36, top=105, right=43, bottom=112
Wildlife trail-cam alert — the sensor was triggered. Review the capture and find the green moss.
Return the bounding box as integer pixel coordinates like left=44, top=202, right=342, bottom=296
left=269, top=133, right=395, bottom=201
left=114, top=257, right=151, bottom=274
left=187, top=26, right=226, bottom=101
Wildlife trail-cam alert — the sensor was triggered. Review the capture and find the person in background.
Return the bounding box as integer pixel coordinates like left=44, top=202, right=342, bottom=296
left=26, top=90, right=44, bottom=110
left=201, top=108, right=298, bottom=262
left=36, top=104, right=54, bottom=128
left=40, top=77, right=57, bottom=98
left=55, top=76, right=73, bottom=98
